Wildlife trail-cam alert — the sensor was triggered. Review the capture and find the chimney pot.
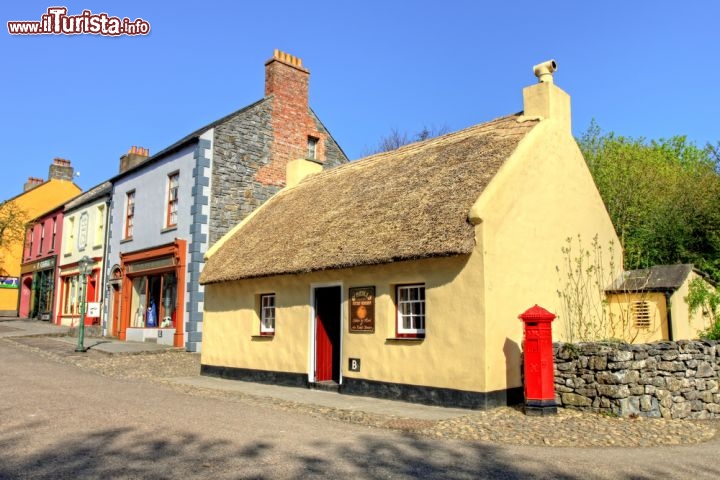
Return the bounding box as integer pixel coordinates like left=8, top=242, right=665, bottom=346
left=119, top=145, right=150, bottom=173
left=523, top=59, right=571, bottom=132
left=48, top=158, right=74, bottom=182
left=533, top=59, right=557, bottom=84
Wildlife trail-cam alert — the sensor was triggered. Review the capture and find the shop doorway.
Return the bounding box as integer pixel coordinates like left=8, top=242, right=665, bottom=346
left=313, top=285, right=342, bottom=384
left=110, top=284, right=121, bottom=337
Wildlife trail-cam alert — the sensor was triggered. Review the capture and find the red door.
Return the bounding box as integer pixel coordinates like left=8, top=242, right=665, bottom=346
left=315, top=312, right=333, bottom=381
left=111, top=286, right=121, bottom=337
left=314, top=286, right=341, bottom=383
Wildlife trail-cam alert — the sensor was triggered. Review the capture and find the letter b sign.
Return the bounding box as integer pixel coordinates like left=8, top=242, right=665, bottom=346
left=349, top=358, right=361, bottom=372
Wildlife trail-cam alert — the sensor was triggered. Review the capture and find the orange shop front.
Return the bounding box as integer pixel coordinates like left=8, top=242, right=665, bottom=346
left=119, top=240, right=186, bottom=347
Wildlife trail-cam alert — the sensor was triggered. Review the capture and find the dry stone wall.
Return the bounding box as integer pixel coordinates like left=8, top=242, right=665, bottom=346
left=553, top=340, right=720, bottom=419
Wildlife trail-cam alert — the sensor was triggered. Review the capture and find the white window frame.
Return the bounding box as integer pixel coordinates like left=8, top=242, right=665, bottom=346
left=260, top=293, right=275, bottom=335
left=166, top=172, right=179, bottom=228
left=125, top=191, right=135, bottom=239
left=65, top=217, right=75, bottom=255
left=396, top=284, right=426, bottom=337
left=94, top=205, right=105, bottom=247
left=307, top=136, right=318, bottom=160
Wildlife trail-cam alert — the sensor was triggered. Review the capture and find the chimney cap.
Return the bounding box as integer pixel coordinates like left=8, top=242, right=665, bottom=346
left=266, top=49, right=309, bottom=72
left=533, top=60, right=557, bottom=84
left=125, top=146, right=150, bottom=157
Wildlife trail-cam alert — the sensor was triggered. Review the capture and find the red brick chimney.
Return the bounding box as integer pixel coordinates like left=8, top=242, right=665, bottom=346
left=23, top=177, right=45, bottom=192
left=258, top=49, right=326, bottom=187
left=119, top=146, right=150, bottom=173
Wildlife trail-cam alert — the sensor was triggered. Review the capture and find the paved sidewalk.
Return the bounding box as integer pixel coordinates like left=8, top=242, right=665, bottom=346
left=0, top=318, right=176, bottom=354
left=172, top=375, right=470, bottom=421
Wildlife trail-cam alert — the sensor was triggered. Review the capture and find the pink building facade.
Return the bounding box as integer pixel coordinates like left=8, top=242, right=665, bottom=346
left=19, top=205, right=64, bottom=320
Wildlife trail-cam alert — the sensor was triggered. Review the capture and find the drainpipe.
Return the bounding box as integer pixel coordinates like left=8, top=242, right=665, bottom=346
left=100, top=197, right=112, bottom=337
left=664, top=291, right=674, bottom=341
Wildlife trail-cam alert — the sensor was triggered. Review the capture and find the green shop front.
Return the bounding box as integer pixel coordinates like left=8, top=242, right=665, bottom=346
left=19, top=256, right=57, bottom=320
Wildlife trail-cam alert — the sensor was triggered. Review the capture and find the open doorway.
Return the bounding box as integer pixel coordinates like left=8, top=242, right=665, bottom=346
left=314, top=285, right=342, bottom=384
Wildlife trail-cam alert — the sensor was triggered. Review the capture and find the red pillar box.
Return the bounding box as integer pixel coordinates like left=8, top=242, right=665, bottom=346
left=519, top=305, right=557, bottom=416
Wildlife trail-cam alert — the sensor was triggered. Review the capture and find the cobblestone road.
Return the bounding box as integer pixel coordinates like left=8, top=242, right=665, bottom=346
left=5, top=335, right=719, bottom=448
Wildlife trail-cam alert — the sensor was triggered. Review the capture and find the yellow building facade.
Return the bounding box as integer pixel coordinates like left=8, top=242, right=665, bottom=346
left=0, top=160, right=81, bottom=316
left=200, top=63, right=622, bottom=408
left=606, top=265, right=712, bottom=343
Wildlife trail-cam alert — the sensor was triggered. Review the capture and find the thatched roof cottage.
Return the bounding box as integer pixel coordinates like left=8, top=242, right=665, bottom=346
left=198, top=62, right=621, bottom=409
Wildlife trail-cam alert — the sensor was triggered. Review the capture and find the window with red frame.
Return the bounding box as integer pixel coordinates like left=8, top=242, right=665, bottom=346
left=396, top=284, right=425, bottom=337
left=125, top=191, right=135, bottom=239
left=51, top=217, right=57, bottom=251
left=166, top=172, right=179, bottom=228
left=38, top=222, right=45, bottom=254
left=26, top=228, right=33, bottom=259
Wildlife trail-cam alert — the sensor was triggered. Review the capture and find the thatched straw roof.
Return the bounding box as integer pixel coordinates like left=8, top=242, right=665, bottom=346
left=200, top=114, right=538, bottom=284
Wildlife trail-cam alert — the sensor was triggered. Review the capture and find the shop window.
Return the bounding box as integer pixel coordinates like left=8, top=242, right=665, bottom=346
left=260, top=293, right=275, bottom=335
left=129, top=272, right=177, bottom=328
left=166, top=172, right=179, bottom=228
left=125, top=191, right=135, bottom=239
left=62, top=275, right=79, bottom=315
left=396, top=284, right=425, bottom=338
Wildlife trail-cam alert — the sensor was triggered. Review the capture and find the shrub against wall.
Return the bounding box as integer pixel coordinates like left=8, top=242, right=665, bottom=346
left=553, top=340, right=720, bottom=419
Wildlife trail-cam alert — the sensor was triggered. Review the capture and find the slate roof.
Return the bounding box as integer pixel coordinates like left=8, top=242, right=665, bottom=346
left=64, top=181, right=112, bottom=212
left=607, top=264, right=696, bottom=292
left=110, top=99, right=267, bottom=181
left=200, top=113, right=539, bottom=284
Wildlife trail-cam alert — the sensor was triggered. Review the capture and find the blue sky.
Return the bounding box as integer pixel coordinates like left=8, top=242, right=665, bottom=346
left=3, top=1, right=718, bottom=201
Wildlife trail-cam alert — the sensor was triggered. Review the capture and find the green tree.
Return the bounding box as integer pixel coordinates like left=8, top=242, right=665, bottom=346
left=0, top=200, right=27, bottom=275
left=685, top=277, right=720, bottom=339
left=578, top=121, right=720, bottom=282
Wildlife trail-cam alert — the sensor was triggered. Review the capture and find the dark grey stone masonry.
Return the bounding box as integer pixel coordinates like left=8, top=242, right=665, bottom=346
left=553, top=340, right=720, bottom=419
left=209, top=99, right=347, bottom=245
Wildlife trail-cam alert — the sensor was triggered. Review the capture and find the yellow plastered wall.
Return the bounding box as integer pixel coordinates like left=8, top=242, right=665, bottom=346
left=606, top=292, right=668, bottom=343
left=470, top=117, right=622, bottom=392
left=202, top=254, right=489, bottom=392
left=0, top=180, right=81, bottom=313
left=672, top=272, right=713, bottom=340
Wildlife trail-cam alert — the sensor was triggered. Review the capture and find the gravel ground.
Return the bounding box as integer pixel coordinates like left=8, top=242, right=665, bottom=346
left=5, top=335, right=719, bottom=448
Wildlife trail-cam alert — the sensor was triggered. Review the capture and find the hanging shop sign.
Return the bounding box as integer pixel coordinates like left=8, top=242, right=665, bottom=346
left=349, top=286, right=375, bottom=333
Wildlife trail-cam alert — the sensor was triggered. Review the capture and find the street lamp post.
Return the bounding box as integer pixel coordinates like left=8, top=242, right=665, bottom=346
left=75, top=256, right=93, bottom=353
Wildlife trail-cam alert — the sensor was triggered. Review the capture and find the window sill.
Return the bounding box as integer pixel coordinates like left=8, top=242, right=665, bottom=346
left=251, top=334, right=274, bottom=340
left=161, top=226, right=177, bottom=234
left=386, top=336, right=425, bottom=342
left=120, top=237, right=133, bottom=244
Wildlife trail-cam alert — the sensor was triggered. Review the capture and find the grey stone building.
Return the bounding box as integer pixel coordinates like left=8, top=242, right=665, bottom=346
left=104, top=50, right=347, bottom=352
